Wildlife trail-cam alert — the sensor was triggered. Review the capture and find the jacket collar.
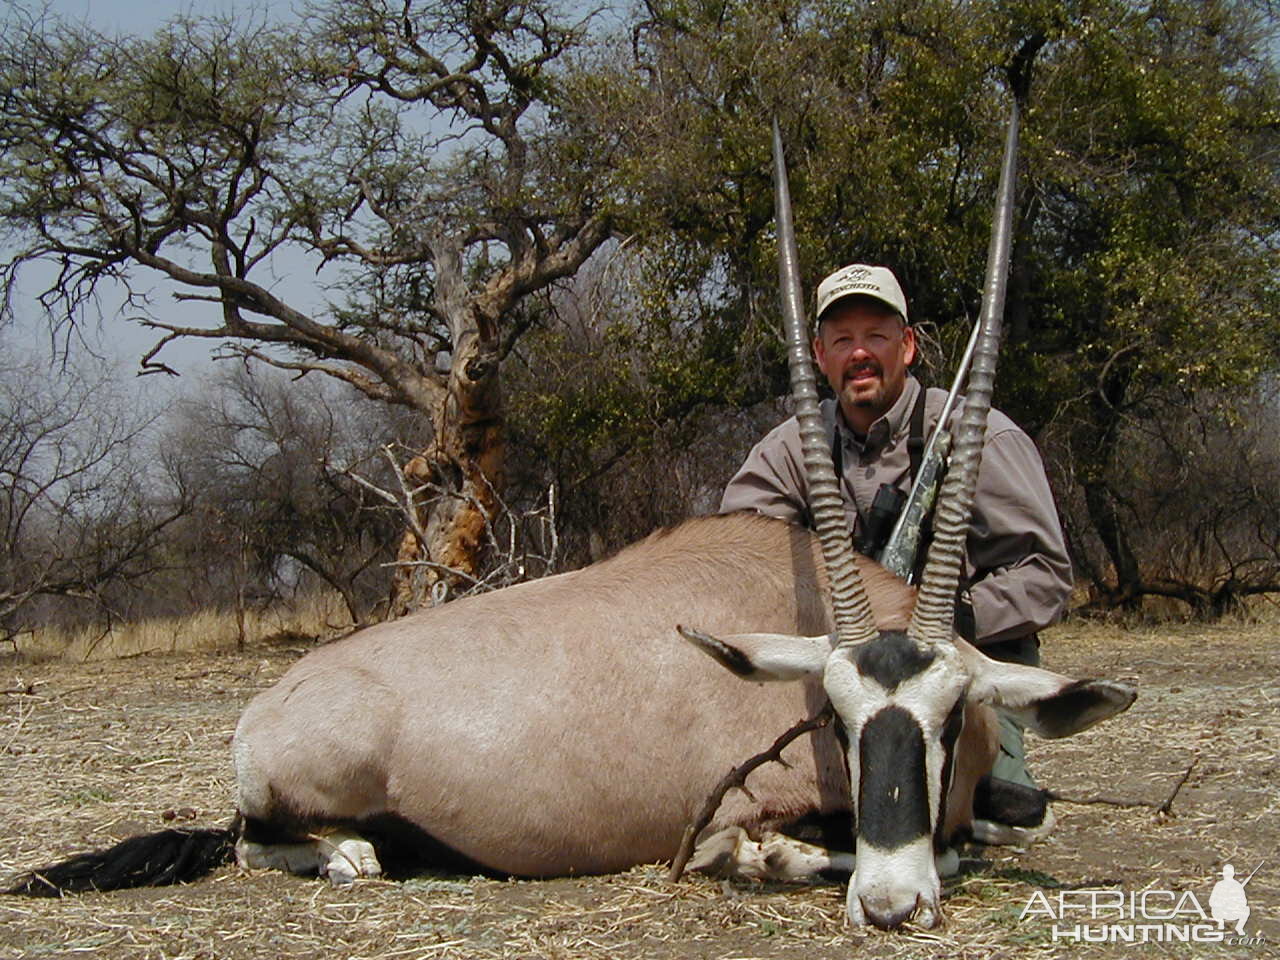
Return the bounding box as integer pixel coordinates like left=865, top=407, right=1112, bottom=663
left=830, top=375, right=921, bottom=455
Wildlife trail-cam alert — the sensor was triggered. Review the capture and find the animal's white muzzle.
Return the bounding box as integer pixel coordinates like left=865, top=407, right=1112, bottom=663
left=848, top=836, right=943, bottom=929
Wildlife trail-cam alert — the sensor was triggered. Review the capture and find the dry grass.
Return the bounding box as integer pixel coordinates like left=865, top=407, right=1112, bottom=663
left=1, top=618, right=1277, bottom=959
left=11, top=591, right=352, bottom=663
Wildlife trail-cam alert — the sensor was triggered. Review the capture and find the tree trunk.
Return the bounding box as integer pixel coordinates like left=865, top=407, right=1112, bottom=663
left=1077, top=368, right=1144, bottom=610
left=1081, top=480, right=1143, bottom=609
left=380, top=207, right=609, bottom=615
left=388, top=329, right=506, bottom=615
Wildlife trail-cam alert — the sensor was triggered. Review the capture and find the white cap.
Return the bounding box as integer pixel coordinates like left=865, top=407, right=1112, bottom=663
left=815, top=264, right=908, bottom=324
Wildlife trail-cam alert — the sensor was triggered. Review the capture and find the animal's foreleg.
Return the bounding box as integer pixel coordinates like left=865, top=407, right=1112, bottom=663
left=687, top=827, right=856, bottom=882
left=236, top=837, right=324, bottom=874
left=970, top=807, right=1057, bottom=847
left=688, top=828, right=964, bottom=884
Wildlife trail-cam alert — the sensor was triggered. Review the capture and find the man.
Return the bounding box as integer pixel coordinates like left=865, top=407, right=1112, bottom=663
left=720, top=263, right=1073, bottom=832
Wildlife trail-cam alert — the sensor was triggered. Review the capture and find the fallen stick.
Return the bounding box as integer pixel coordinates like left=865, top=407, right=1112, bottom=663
left=1158, top=754, right=1199, bottom=816
left=1047, top=754, right=1199, bottom=817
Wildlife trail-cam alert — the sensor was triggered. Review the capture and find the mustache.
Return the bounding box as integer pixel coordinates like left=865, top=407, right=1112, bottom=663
left=842, top=360, right=883, bottom=381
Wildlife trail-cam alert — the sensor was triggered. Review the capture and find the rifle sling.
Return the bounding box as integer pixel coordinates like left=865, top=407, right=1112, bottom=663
left=907, top=385, right=926, bottom=482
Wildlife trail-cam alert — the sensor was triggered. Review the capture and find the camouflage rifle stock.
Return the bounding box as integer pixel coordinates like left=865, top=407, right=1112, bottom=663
left=876, top=322, right=978, bottom=582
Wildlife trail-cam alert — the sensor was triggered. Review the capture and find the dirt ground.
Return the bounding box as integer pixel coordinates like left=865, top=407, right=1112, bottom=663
left=1, top=619, right=1277, bottom=960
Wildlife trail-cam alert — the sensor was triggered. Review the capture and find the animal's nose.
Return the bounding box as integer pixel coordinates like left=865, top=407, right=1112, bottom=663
left=861, top=892, right=941, bottom=930
left=861, top=893, right=917, bottom=931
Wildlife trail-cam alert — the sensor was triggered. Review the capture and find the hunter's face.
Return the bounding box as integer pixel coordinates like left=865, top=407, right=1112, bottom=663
left=813, top=298, right=916, bottom=434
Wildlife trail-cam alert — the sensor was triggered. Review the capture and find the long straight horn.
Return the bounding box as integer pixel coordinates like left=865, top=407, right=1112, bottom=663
left=772, top=121, right=877, bottom=647
left=910, top=97, right=1021, bottom=645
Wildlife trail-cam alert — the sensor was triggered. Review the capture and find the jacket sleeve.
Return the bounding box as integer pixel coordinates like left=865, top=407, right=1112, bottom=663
left=718, top=418, right=810, bottom=525
left=966, top=425, right=1073, bottom=645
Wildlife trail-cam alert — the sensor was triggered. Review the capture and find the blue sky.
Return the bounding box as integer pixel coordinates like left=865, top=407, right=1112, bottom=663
left=6, top=0, right=306, bottom=378
left=48, top=0, right=296, bottom=34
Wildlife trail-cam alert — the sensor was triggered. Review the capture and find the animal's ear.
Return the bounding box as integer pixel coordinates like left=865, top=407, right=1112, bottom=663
left=958, top=641, right=1137, bottom=738
left=677, top=625, right=830, bottom=681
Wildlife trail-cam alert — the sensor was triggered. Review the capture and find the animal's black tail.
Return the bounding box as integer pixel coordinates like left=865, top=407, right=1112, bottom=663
left=6, top=819, right=239, bottom=897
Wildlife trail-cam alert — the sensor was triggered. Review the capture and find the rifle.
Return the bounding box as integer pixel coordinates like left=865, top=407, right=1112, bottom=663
left=876, top=95, right=1022, bottom=583
left=876, top=320, right=980, bottom=581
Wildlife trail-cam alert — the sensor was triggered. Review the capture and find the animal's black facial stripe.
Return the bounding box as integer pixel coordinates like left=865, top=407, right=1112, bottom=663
left=934, top=697, right=965, bottom=851
left=854, top=630, right=935, bottom=692
left=858, top=705, right=929, bottom=849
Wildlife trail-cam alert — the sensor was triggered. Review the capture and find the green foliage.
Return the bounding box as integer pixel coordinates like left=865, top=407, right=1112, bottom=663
left=1004, top=0, right=1280, bottom=427
left=509, top=247, right=783, bottom=473
left=564, top=0, right=1279, bottom=604
left=613, top=0, right=1276, bottom=389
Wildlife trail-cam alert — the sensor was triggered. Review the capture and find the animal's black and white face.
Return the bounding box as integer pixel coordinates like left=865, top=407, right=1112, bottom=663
left=680, top=625, right=1136, bottom=930
left=823, top=631, right=969, bottom=928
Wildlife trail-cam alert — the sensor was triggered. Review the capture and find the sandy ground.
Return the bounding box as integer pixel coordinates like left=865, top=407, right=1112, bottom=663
left=1, top=619, right=1277, bottom=959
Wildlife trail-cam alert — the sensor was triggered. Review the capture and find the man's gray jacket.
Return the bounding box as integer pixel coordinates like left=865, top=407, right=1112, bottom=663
left=719, top=376, right=1072, bottom=646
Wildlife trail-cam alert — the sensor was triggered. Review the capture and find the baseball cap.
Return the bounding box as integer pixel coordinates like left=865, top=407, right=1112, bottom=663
left=815, top=264, right=908, bottom=325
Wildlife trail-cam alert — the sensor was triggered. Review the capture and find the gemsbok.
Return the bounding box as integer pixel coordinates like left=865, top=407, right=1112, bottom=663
left=7, top=99, right=1136, bottom=931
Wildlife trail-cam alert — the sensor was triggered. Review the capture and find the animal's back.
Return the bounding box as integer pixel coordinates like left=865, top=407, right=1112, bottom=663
left=233, top=514, right=912, bottom=875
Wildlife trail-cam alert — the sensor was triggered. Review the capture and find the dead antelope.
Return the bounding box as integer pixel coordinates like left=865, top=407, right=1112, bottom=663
left=5, top=510, right=1132, bottom=923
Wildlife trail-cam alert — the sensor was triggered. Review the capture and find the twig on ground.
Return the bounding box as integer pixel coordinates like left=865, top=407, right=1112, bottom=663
left=1157, top=754, right=1199, bottom=816
left=1047, top=754, right=1199, bottom=817
left=50, top=685, right=94, bottom=699
left=3, top=695, right=38, bottom=754
left=174, top=669, right=257, bottom=682
left=1046, top=791, right=1162, bottom=809
left=668, top=707, right=833, bottom=883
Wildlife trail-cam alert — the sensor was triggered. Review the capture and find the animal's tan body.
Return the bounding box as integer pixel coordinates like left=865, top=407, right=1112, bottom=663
left=232, top=513, right=995, bottom=876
